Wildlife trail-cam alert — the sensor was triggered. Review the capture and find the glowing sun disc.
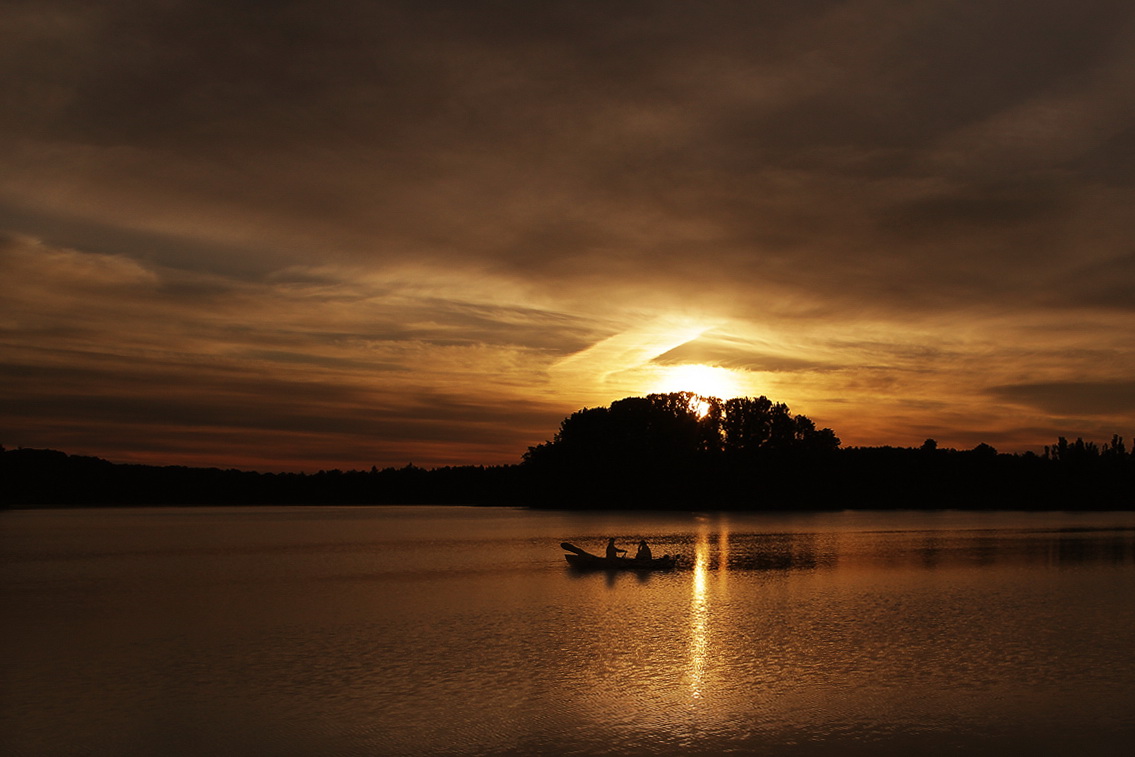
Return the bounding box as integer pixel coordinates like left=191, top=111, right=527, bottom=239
left=653, top=364, right=743, bottom=400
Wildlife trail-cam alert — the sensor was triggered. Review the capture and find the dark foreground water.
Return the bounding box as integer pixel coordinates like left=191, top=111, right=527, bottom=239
left=3, top=507, right=1135, bottom=756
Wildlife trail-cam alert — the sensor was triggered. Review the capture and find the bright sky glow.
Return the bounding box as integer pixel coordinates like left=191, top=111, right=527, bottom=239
left=652, top=364, right=745, bottom=402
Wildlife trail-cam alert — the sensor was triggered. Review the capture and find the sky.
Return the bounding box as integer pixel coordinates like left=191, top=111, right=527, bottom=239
left=4, top=0, right=1135, bottom=471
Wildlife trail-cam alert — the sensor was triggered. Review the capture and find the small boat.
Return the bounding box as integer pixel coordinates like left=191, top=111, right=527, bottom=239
left=561, top=542, right=678, bottom=570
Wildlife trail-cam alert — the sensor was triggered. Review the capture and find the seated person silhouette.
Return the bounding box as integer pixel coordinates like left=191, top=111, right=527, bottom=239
left=606, top=538, right=627, bottom=560
left=635, top=540, right=652, bottom=561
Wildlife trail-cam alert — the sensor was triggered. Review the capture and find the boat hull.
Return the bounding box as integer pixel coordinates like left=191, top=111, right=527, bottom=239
left=564, top=553, right=676, bottom=570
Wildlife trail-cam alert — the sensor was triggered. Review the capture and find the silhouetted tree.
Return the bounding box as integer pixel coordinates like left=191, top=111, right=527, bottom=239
left=521, top=392, right=840, bottom=506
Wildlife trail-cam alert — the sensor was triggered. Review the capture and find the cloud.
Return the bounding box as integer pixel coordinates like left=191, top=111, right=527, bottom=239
left=0, top=232, right=157, bottom=288
left=0, top=237, right=594, bottom=468
left=652, top=332, right=831, bottom=373
left=4, top=1, right=1135, bottom=466
left=988, top=381, right=1135, bottom=417
left=1047, top=252, right=1135, bottom=311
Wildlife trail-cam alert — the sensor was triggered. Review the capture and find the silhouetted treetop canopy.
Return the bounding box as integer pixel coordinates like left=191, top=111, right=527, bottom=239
left=523, top=392, right=840, bottom=471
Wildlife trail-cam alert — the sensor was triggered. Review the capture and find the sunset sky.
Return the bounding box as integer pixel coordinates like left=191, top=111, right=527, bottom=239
left=4, top=0, right=1135, bottom=471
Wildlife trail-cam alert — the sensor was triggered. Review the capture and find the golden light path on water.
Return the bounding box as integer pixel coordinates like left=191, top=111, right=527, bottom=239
left=688, top=527, right=710, bottom=700
left=718, top=525, right=730, bottom=593
left=687, top=518, right=732, bottom=703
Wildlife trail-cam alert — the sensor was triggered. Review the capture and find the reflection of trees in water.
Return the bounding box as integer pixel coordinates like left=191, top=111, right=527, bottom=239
left=936, top=530, right=1135, bottom=569
left=716, top=532, right=840, bottom=572
left=884, top=530, right=1135, bottom=570
left=916, top=533, right=943, bottom=569
left=683, top=529, right=1135, bottom=573
left=1049, top=530, right=1135, bottom=567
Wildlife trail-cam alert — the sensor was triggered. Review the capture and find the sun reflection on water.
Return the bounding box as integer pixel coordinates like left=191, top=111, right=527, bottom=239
left=688, top=528, right=709, bottom=700
left=718, top=524, right=730, bottom=592
left=687, top=518, right=731, bottom=703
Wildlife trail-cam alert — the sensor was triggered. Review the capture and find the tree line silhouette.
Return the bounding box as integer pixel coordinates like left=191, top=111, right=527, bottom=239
left=522, top=393, right=840, bottom=505
left=3, top=392, right=1133, bottom=509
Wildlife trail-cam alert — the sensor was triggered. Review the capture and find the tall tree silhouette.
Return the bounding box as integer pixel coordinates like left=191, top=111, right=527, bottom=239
left=522, top=392, right=840, bottom=505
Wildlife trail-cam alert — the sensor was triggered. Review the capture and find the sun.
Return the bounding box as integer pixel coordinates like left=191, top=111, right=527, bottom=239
left=652, top=364, right=744, bottom=402
left=689, top=397, right=714, bottom=418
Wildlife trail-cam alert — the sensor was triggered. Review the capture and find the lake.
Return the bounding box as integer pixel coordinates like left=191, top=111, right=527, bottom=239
left=3, top=506, right=1135, bottom=756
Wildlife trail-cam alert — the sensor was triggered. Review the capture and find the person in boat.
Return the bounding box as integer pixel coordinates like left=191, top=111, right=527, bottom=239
left=605, top=538, right=627, bottom=560
left=635, top=540, right=652, bottom=561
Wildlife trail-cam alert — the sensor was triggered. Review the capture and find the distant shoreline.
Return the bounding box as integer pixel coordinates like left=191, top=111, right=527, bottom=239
left=5, top=444, right=1134, bottom=511
left=9, top=394, right=1134, bottom=510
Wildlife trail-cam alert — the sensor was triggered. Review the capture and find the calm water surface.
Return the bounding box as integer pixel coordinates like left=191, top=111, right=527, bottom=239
left=3, top=506, right=1135, bottom=756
